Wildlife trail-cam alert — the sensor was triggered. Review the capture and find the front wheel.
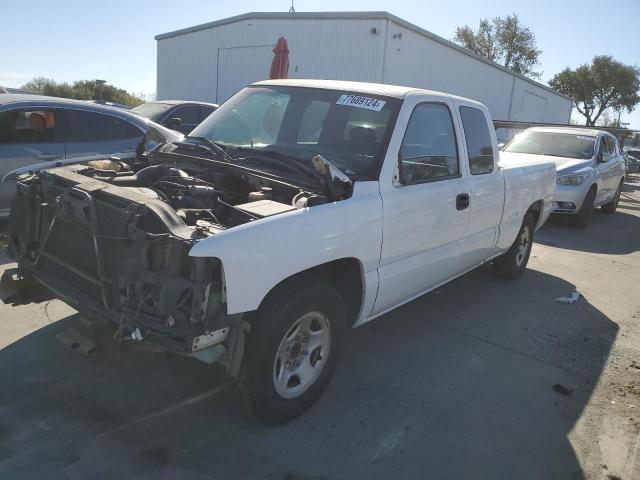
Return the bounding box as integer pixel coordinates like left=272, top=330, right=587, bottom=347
left=572, top=186, right=596, bottom=228
left=228, top=277, right=346, bottom=424
left=493, top=213, right=535, bottom=279
left=601, top=180, right=623, bottom=213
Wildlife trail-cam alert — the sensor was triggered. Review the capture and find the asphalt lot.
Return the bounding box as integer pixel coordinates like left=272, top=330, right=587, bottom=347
left=1, top=176, right=639, bottom=480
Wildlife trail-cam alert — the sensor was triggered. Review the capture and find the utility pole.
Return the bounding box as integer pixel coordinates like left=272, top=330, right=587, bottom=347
left=95, top=79, right=106, bottom=102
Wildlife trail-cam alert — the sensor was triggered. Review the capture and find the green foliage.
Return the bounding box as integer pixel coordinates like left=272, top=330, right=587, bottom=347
left=453, top=14, right=541, bottom=78
left=21, top=77, right=143, bottom=107
left=549, top=56, right=640, bottom=126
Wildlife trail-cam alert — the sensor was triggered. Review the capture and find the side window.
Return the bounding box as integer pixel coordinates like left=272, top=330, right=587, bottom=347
left=599, top=137, right=613, bottom=159
left=172, top=106, right=199, bottom=124
left=298, top=100, right=330, bottom=143
left=459, top=106, right=495, bottom=175
left=68, top=110, right=139, bottom=142
left=0, top=108, right=61, bottom=144
left=604, top=136, right=617, bottom=156
left=199, top=106, right=216, bottom=121
left=398, top=103, right=459, bottom=184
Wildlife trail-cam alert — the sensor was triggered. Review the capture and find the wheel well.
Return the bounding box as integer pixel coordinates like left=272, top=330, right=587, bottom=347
left=527, top=200, right=543, bottom=227
left=258, top=258, right=364, bottom=327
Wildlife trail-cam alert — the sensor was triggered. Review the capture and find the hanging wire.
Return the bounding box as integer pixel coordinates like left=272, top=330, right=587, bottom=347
left=289, top=0, right=295, bottom=13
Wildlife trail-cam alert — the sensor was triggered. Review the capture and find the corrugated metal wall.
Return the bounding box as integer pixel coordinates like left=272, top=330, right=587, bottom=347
left=156, top=15, right=573, bottom=124
left=381, top=19, right=572, bottom=123
left=157, top=17, right=387, bottom=103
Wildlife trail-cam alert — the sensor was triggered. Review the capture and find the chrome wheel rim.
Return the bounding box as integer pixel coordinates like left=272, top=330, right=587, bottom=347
left=515, top=225, right=530, bottom=267
left=272, top=311, right=331, bottom=399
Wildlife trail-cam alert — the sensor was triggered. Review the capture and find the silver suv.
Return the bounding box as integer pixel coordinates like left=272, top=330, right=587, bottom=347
left=0, top=94, right=183, bottom=217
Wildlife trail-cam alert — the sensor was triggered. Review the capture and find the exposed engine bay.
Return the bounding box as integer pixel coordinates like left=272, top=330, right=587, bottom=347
left=82, top=153, right=330, bottom=235
left=4, top=147, right=351, bottom=357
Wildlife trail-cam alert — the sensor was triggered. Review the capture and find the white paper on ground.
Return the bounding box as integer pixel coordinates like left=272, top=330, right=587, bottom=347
left=555, top=290, right=581, bottom=304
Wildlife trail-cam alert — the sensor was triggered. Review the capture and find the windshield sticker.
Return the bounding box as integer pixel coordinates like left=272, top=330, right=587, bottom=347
left=576, top=136, right=595, bottom=142
left=336, top=95, right=386, bottom=111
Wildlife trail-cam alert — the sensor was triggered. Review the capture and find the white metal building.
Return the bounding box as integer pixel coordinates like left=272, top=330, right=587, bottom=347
left=155, top=11, right=572, bottom=124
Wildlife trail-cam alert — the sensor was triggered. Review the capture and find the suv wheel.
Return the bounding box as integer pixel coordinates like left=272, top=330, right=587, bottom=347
left=601, top=180, right=623, bottom=213
left=572, top=186, right=597, bottom=228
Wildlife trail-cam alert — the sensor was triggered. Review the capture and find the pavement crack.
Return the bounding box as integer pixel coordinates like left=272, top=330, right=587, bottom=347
left=42, top=300, right=55, bottom=324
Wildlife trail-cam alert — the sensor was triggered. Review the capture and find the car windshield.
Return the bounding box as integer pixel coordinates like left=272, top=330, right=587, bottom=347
left=504, top=131, right=596, bottom=159
left=189, top=86, right=401, bottom=180
left=131, top=103, right=172, bottom=122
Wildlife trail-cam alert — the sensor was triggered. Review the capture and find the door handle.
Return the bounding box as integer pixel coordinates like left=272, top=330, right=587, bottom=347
left=36, top=153, right=62, bottom=160
left=456, top=193, right=470, bottom=210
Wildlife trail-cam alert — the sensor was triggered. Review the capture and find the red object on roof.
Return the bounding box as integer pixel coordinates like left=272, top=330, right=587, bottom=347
left=269, top=37, right=289, bottom=80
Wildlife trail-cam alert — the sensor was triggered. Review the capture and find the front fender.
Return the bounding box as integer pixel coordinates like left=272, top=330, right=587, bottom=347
left=188, top=181, right=383, bottom=315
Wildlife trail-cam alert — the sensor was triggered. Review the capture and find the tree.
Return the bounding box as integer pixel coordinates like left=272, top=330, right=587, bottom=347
left=453, top=14, right=542, bottom=78
left=21, top=77, right=143, bottom=107
left=549, top=56, right=640, bottom=127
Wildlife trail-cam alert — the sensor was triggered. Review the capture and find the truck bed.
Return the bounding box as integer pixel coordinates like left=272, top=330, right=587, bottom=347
left=496, top=155, right=556, bottom=249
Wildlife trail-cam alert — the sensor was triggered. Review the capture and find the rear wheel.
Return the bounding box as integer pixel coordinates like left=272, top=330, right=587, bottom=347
left=228, top=277, right=346, bottom=424
left=572, top=186, right=597, bottom=228
left=493, top=213, right=535, bottom=279
left=601, top=180, right=623, bottom=213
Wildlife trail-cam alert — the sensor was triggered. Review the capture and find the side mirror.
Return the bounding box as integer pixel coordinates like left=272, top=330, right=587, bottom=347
left=166, top=117, right=182, bottom=128
left=498, top=142, right=505, bottom=150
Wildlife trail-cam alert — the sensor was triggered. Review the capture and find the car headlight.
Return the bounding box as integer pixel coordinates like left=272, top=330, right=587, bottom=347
left=556, top=173, right=589, bottom=186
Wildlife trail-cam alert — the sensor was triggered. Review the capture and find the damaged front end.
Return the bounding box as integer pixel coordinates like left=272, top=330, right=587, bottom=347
left=5, top=165, right=237, bottom=360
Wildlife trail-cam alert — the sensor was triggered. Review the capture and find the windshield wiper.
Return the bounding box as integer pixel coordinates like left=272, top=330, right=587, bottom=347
left=178, top=136, right=236, bottom=163
left=231, top=147, right=324, bottom=184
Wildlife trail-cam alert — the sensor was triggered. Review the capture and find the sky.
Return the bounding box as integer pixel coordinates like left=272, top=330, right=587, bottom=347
left=2, top=0, right=639, bottom=128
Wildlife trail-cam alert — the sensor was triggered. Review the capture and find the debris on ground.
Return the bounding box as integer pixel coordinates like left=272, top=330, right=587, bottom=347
left=552, top=383, right=573, bottom=395
left=555, top=290, right=581, bottom=304
left=55, top=327, right=97, bottom=356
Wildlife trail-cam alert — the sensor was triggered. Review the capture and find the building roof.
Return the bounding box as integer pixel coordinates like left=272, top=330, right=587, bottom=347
left=155, top=11, right=572, bottom=102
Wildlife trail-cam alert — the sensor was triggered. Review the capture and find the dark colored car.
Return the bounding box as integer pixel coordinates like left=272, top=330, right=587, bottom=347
left=130, top=100, right=218, bottom=135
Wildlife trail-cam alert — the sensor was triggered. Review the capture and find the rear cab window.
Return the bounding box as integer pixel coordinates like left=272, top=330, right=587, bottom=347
left=459, top=106, right=495, bottom=175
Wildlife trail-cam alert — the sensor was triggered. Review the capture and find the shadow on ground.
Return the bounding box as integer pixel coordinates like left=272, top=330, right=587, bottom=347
left=0, top=266, right=617, bottom=479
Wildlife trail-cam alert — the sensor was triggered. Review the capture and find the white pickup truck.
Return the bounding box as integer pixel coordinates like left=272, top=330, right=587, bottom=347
left=3, top=80, right=555, bottom=423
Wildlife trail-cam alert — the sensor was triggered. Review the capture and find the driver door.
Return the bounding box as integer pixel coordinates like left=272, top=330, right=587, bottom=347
left=373, top=96, right=471, bottom=315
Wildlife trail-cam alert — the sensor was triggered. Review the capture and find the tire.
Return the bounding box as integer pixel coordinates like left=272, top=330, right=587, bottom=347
left=572, top=186, right=597, bottom=228
left=227, top=276, right=346, bottom=424
left=601, top=180, right=623, bottom=213
left=493, top=213, right=535, bottom=279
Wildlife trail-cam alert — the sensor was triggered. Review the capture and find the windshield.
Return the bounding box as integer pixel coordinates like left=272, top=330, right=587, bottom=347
left=504, top=131, right=596, bottom=159
left=189, top=86, right=401, bottom=180
left=131, top=103, right=172, bottom=121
